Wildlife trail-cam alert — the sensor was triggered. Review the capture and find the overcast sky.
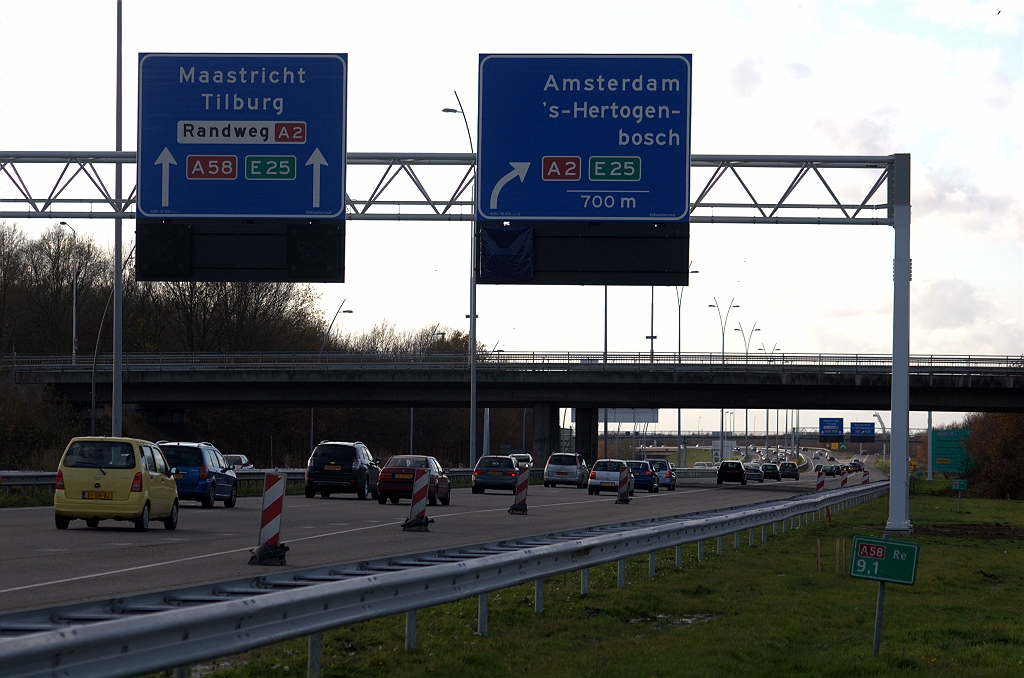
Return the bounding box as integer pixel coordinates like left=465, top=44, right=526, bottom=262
left=1, top=0, right=1021, bottom=434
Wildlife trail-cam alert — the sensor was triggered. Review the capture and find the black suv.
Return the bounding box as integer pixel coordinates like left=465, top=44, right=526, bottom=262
left=717, top=460, right=747, bottom=485
left=305, top=441, right=380, bottom=500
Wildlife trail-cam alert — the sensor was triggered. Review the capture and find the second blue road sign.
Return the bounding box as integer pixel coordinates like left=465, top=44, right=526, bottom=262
left=477, top=54, right=692, bottom=221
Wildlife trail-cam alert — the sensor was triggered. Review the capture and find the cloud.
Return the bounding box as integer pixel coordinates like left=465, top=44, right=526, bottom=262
left=813, top=112, right=897, bottom=155
left=729, top=59, right=762, bottom=98
left=914, top=278, right=993, bottom=329
left=785, top=62, right=812, bottom=79
left=915, top=165, right=1022, bottom=239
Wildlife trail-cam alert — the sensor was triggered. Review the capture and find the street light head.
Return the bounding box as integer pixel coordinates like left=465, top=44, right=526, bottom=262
left=691, top=270, right=699, bottom=274
left=442, top=108, right=461, bottom=113
left=708, top=304, right=715, bottom=308
left=342, top=309, right=353, bottom=314
left=753, top=328, right=760, bottom=332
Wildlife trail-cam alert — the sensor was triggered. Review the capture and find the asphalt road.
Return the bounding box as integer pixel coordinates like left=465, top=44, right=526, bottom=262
left=0, top=466, right=885, bottom=614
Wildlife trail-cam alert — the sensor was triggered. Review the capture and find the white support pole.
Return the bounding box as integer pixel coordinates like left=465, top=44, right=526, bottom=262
left=477, top=593, right=487, bottom=636
left=886, top=154, right=913, bottom=534
left=927, top=411, right=933, bottom=481
left=308, top=633, right=321, bottom=677
left=469, top=221, right=477, bottom=468
left=111, top=0, right=123, bottom=437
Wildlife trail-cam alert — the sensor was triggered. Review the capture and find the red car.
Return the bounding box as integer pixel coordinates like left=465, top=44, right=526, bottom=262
left=376, top=455, right=451, bottom=506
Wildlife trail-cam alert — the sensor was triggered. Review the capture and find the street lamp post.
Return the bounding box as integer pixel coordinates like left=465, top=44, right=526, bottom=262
left=58, top=222, right=78, bottom=364
left=758, top=343, right=780, bottom=456
left=311, top=300, right=352, bottom=453
left=674, top=263, right=698, bottom=466
left=709, top=297, right=739, bottom=459
left=444, top=92, right=479, bottom=468
left=734, top=322, right=759, bottom=453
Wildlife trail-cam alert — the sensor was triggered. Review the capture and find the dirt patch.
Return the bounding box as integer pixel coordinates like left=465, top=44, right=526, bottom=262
left=913, top=524, right=1023, bottom=541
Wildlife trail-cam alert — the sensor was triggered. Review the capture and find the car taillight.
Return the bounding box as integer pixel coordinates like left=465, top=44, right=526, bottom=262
left=473, top=469, right=480, bottom=476
left=131, top=472, right=143, bottom=492
left=506, top=471, right=517, bottom=476
left=199, top=465, right=208, bottom=479
left=352, top=459, right=360, bottom=470
left=644, top=471, right=651, bottom=476
left=55, top=469, right=65, bottom=490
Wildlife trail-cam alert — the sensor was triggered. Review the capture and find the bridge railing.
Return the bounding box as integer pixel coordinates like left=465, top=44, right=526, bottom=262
left=2, top=351, right=1022, bottom=372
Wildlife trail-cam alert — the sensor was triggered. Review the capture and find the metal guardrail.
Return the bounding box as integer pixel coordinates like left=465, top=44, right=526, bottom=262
left=2, top=351, right=1022, bottom=372
left=0, top=481, right=888, bottom=678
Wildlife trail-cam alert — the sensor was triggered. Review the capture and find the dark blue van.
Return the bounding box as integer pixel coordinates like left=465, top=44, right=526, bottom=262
left=158, top=442, right=238, bottom=508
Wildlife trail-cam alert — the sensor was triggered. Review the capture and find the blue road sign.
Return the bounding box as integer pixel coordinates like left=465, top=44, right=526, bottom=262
left=138, top=54, right=346, bottom=219
left=850, top=422, right=875, bottom=442
left=819, top=417, right=844, bottom=443
left=477, top=54, right=691, bottom=221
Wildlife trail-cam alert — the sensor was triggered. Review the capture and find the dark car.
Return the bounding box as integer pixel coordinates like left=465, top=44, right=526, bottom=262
left=824, top=464, right=839, bottom=477
left=158, top=441, right=238, bottom=508
left=471, top=455, right=519, bottom=493
left=762, top=463, right=781, bottom=481
left=813, top=463, right=823, bottom=472
left=376, top=455, right=450, bottom=506
left=743, top=463, right=765, bottom=483
left=780, top=461, right=800, bottom=480
left=626, top=460, right=659, bottom=493
left=304, top=441, right=380, bottom=500
left=717, top=460, right=746, bottom=485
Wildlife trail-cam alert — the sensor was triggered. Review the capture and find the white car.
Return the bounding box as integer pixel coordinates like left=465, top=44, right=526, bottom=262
left=543, top=453, right=589, bottom=488
left=587, top=459, right=635, bottom=496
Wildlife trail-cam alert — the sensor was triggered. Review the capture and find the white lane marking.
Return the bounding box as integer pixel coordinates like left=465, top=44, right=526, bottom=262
left=0, top=487, right=718, bottom=595
left=35, top=548, right=69, bottom=552
left=0, top=520, right=404, bottom=595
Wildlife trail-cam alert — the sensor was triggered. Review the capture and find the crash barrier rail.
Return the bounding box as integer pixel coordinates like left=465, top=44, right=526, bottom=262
left=2, top=351, right=1022, bottom=373
left=0, top=481, right=888, bottom=678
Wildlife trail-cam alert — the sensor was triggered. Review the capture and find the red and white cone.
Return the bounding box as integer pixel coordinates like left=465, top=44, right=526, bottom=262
left=615, top=464, right=630, bottom=504
left=816, top=471, right=825, bottom=492
left=861, top=470, right=869, bottom=485
left=249, top=473, right=289, bottom=565
left=402, top=468, right=432, bottom=531
left=840, top=468, right=848, bottom=488
left=509, top=468, right=529, bottom=514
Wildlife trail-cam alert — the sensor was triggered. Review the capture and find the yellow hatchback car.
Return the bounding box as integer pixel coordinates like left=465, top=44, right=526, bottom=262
left=54, top=437, right=179, bottom=531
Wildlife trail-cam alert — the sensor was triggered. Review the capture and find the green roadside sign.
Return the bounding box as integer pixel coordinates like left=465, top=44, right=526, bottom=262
left=951, top=479, right=967, bottom=491
left=849, top=536, right=919, bottom=585
left=932, top=428, right=970, bottom=473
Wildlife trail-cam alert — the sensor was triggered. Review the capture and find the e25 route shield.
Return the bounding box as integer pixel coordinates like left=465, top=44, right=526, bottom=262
left=477, top=54, right=691, bottom=221
left=138, top=53, right=346, bottom=219
left=849, top=536, right=919, bottom=585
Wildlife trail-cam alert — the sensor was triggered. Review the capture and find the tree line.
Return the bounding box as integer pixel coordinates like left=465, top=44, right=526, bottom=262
left=1, top=222, right=525, bottom=470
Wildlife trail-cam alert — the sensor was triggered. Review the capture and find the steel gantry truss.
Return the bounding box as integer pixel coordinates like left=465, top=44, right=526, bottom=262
left=0, top=151, right=893, bottom=224
left=0, top=149, right=913, bottom=534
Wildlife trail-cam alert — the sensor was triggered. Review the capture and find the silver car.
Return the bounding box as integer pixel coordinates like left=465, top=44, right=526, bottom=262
left=543, top=453, right=589, bottom=488
left=648, top=458, right=676, bottom=490
left=587, top=459, right=635, bottom=496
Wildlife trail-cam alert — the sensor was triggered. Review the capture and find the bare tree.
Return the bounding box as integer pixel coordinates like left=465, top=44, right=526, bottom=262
left=0, top=221, right=27, bottom=352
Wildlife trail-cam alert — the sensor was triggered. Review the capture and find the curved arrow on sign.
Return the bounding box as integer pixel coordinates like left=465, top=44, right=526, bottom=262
left=489, top=162, right=530, bottom=210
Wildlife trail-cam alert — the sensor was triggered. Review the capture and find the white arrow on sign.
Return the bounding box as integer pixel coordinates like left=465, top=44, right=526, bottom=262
left=154, top=148, right=177, bottom=207
left=305, top=148, right=328, bottom=208
left=489, top=162, right=530, bottom=210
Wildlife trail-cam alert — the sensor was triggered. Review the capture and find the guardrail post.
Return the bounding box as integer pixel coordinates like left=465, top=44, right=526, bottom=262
left=581, top=567, right=589, bottom=595
left=405, top=610, right=416, bottom=650
left=782, top=520, right=787, bottom=533
left=308, top=633, right=321, bottom=677
left=749, top=528, right=754, bottom=546
left=734, top=532, right=740, bottom=549
left=698, top=541, right=704, bottom=561
left=478, top=593, right=488, bottom=636
left=649, top=552, right=656, bottom=578
left=618, top=559, right=626, bottom=587
left=676, top=545, right=682, bottom=567
left=535, top=579, right=544, bottom=613
left=761, top=525, right=767, bottom=543
left=773, top=521, right=778, bottom=536
left=174, top=667, right=189, bottom=678
left=717, top=536, right=723, bottom=554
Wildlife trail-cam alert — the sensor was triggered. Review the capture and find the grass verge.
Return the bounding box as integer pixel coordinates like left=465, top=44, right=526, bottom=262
left=144, top=492, right=1022, bottom=677
left=0, top=487, right=54, bottom=508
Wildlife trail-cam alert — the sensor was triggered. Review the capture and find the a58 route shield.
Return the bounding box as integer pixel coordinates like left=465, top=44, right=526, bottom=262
left=477, top=54, right=691, bottom=221
left=137, top=53, right=346, bottom=219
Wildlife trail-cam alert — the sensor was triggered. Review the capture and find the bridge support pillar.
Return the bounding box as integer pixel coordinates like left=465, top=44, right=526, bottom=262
left=574, top=407, right=599, bottom=465
left=532, top=405, right=560, bottom=464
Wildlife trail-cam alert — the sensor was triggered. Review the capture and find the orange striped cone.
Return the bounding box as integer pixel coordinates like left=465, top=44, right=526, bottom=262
left=509, top=468, right=529, bottom=514
left=249, top=473, right=289, bottom=565
left=615, top=464, right=630, bottom=504
left=816, top=471, right=824, bottom=492
left=840, top=468, right=848, bottom=487
left=861, top=470, right=869, bottom=485
left=402, top=468, right=433, bottom=531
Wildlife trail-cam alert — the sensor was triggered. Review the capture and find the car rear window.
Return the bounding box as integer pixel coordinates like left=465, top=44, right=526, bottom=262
left=650, top=460, right=668, bottom=470
left=385, top=456, right=428, bottom=469
left=548, top=454, right=577, bottom=466
left=781, top=462, right=797, bottom=469
left=592, top=460, right=622, bottom=472
left=476, top=456, right=513, bottom=469
left=627, top=461, right=648, bottom=470
left=313, top=444, right=357, bottom=463
left=63, top=441, right=137, bottom=469
left=721, top=462, right=742, bottom=469
left=159, top=446, right=204, bottom=468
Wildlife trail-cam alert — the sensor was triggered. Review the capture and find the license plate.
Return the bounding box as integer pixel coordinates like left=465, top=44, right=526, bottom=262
left=488, top=471, right=502, bottom=475
left=602, top=482, right=615, bottom=487
left=325, top=464, right=342, bottom=471
left=82, top=491, right=113, bottom=500
left=173, top=473, right=183, bottom=479
left=396, top=473, right=413, bottom=479
left=557, top=472, right=568, bottom=476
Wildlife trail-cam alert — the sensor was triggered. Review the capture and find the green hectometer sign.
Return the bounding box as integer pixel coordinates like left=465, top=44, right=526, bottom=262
left=849, top=536, right=919, bottom=585
left=951, top=479, right=967, bottom=491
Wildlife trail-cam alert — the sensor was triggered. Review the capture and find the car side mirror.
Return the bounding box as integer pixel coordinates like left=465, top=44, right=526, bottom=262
left=375, top=459, right=382, bottom=465
left=443, top=468, right=450, bottom=474
left=168, top=467, right=178, bottom=476
left=228, top=464, right=235, bottom=470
